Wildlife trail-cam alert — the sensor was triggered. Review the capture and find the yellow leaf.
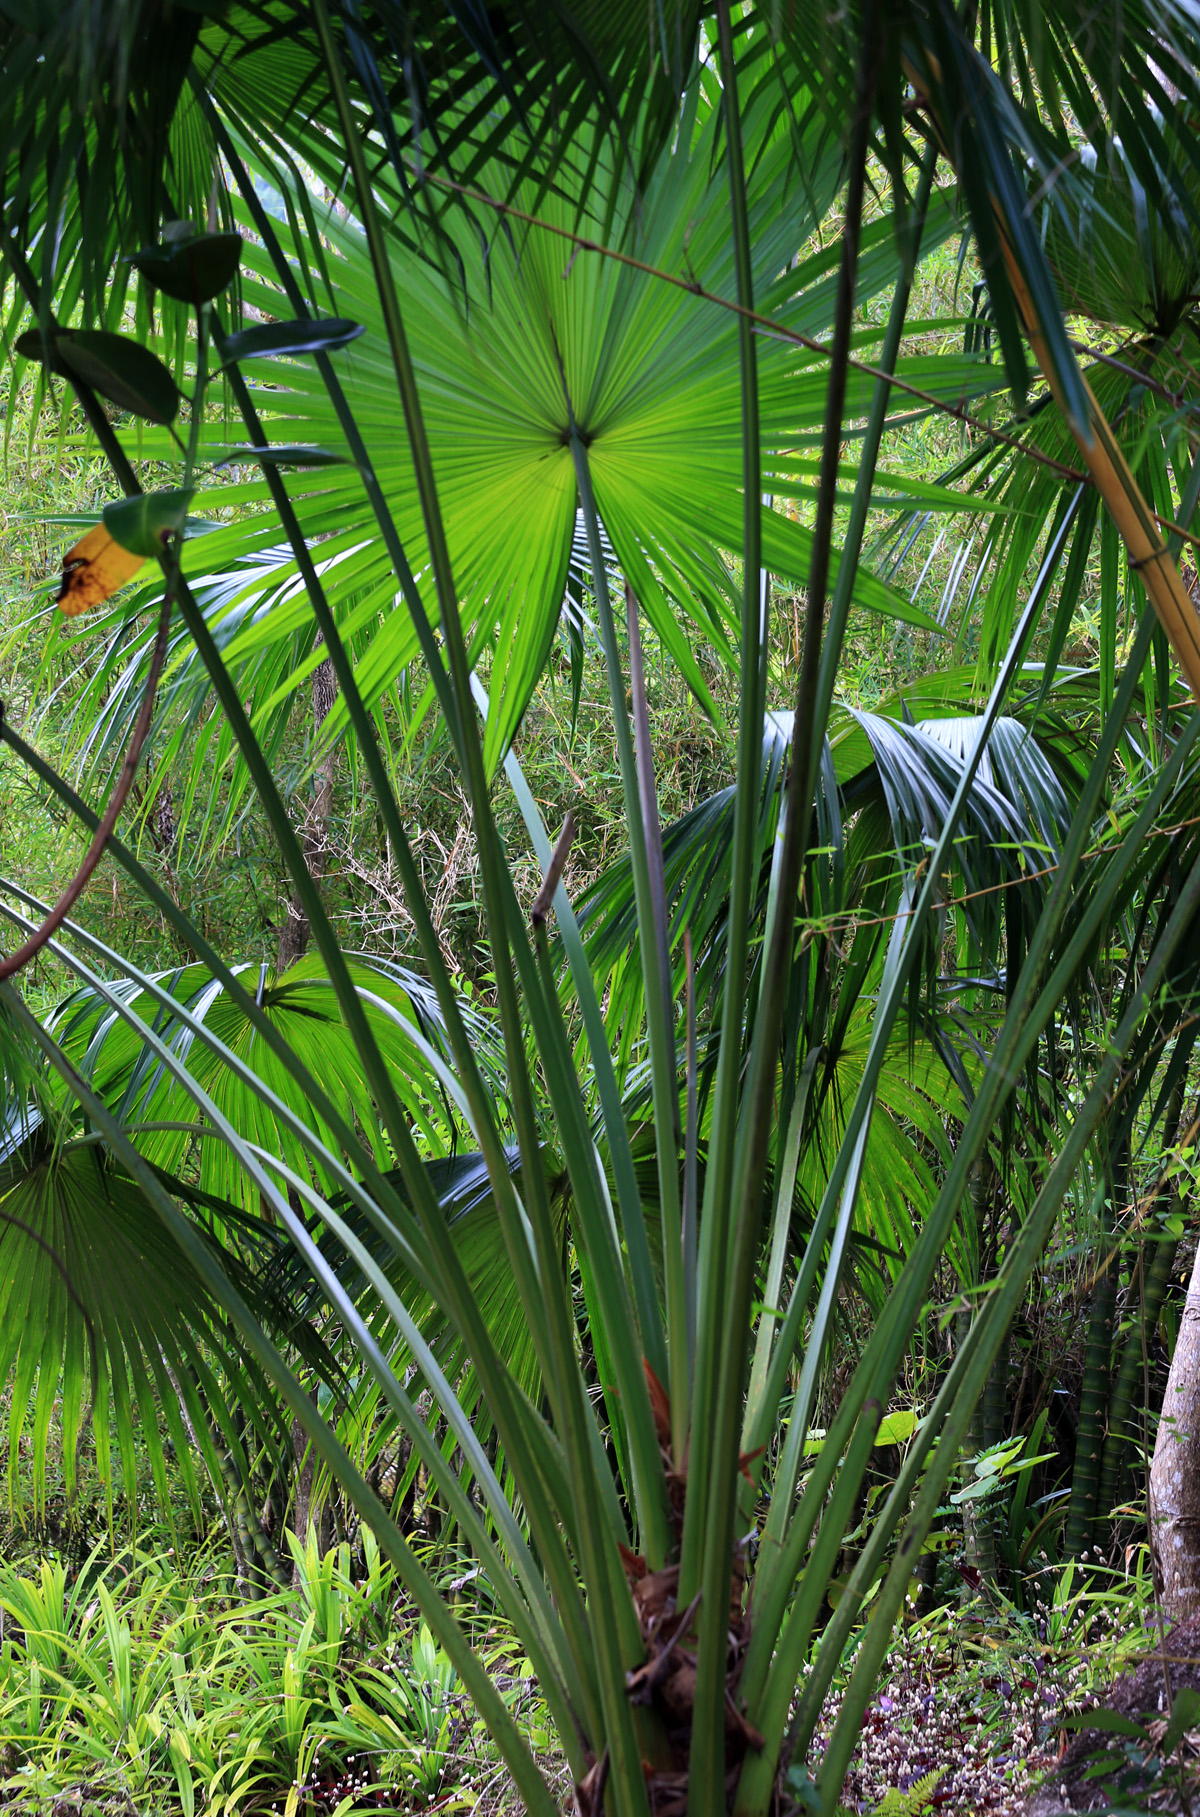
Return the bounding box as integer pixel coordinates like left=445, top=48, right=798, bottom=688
left=56, top=524, right=145, bottom=617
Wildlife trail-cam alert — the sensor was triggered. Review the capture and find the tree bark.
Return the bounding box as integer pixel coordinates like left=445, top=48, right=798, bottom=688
left=290, top=1406, right=333, bottom=1583
left=1150, top=1233, right=1200, bottom=1622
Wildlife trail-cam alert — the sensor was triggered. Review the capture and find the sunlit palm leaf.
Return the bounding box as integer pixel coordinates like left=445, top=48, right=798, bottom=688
left=31, top=113, right=1009, bottom=851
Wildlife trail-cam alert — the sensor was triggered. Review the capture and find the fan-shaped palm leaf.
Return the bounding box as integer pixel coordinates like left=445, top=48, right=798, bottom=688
left=44, top=952, right=505, bottom=1215
left=0, top=1114, right=290, bottom=1523
left=28, top=100, right=1012, bottom=856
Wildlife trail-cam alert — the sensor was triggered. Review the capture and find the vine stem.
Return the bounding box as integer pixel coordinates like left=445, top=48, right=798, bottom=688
left=0, top=579, right=175, bottom=981
left=0, top=235, right=177, bottom=983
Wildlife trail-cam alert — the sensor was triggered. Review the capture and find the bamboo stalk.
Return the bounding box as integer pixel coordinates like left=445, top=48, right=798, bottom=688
left=1065, top=1163, right=1121, bottom=1557
left=1098, top=1217, right=1179, bottom=1523
left=1001, top=249, right=1200, bottom=699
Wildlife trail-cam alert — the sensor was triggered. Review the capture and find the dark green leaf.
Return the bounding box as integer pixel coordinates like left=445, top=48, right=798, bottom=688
left=0, top=1124, right=282, bottom=1519
left=16, top=328, right=180, bottom=424
left=219, top=317, right=365, bottom=362
left=1063, top=1709, right=1151, bottom=1740
left=212, top=444, right=351, bottom=470
left=133, top=231, right=243, bottom=303
left=1163, top=1685, right=1200, bottom=1753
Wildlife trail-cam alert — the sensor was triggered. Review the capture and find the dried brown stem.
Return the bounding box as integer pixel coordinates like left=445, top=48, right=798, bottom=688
left=530, top=812, right=576, bottom=928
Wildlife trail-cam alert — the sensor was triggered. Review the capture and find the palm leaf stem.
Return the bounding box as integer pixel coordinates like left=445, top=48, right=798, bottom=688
left=307, top=0, right=560, bottom=1337
left=810, top=140, right=938, bottom=772
left=0, top=728, right=444, bottom=1297
left=207, top=327, right=501, bottom=1155
left=626, top=582, right=683, bottom=1377
left=568, top=419, right=688, bottom=1475
left=0, top=881, right=574, bottom=1662
left=626, top=586, right=674, bottom=1047
left=0, top=897, right=588, bottom=1754
left=0, top=246, right=438, bottom=1238
left=738, top=605, right=1167, bottom=1716
left=0, top=741, right=601, bottom=1737
left=782, top=1062, right=1163, bottom=1789
left=739, top=701, right=1200, bottom=1808
left=691, top=1, right=880, bottom=1692
left=903, top=55, right=1200, bottom=698
left=782, top=1279, right=1000, bottom=1764
left=0, top=786, right=591, bottom=1658
left=680, top=0, right=770, bottom=1640
left=490, top=818, right=675, bottom=1567
left=1011, top=257, right=1200, bottom=698
left=311, top=12, right=660, bottom=1794
left=0, top=983, right=561, bottom=1817
left=244, top=1145, right=589, bottom=1744
left=734, top=146, right=937, bottom=1532
left=531, top=932, right=644, bottom=1552
left=310, top=0, right=581, bottom=1414
left=206, top=175, right=654, bottom=1710
left=752, top=1022, right=877, bottom=1518
left=168, top=558, right=566, bottom=1444
left=196, top=92, right=468, bottom=764
left=815, top=833, right=1200, bottom=1806
left=476, top=675, right=669, bottom=1385
left=191, top=393, right=580, bottom=1472
left=683, top=931, right=698, bottom=1381
left=209, top=335, right=575, bottom=1395
left=742, top=1048, right=817, bottom=1444
left=687, top=6, right=875, bottom=1795
left=743, top=478, right=1084, bottom=1546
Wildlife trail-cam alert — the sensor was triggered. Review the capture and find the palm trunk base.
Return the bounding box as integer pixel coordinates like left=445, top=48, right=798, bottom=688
left=583, top=1366, right=762, bottom=1814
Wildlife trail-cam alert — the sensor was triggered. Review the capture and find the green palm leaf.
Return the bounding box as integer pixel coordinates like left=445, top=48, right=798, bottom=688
left=28, top=108, right=1009, bottom=852
left=0, top=1112, right=287, bottom=1525
left=46, top=953, right=504, bottom=1214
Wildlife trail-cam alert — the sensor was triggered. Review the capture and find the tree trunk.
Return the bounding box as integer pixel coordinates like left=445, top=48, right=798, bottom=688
left=1150, top=1231, right=1200, bottom=1622
left=165, top=1360, right=287, bottom=1596
left=290, top=1407, right=333, bottom=1583
left=277, top=638, right=337, bottom=972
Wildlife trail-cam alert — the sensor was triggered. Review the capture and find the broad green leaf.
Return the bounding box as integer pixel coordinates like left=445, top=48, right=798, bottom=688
left=133, top=231, right=243, bottom=304
left=16, top=328, right=179, bottom=424
left=0, top=1125, right=281, bottom=1523
left=104, top=489, right=194, bottom=559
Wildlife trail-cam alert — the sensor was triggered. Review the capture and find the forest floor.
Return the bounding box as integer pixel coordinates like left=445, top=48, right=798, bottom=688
left=810, top=1579, right=1162, bottom=1815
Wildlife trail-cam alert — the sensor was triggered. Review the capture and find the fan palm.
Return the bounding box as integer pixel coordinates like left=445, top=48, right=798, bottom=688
left=3, top=4, right=1200, bottom=1815
left=19, top=85, right=996, bottom=861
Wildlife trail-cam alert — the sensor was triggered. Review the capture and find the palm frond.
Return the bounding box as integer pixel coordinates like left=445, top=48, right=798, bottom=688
left=0, top=1113, right=288, bottom=1524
